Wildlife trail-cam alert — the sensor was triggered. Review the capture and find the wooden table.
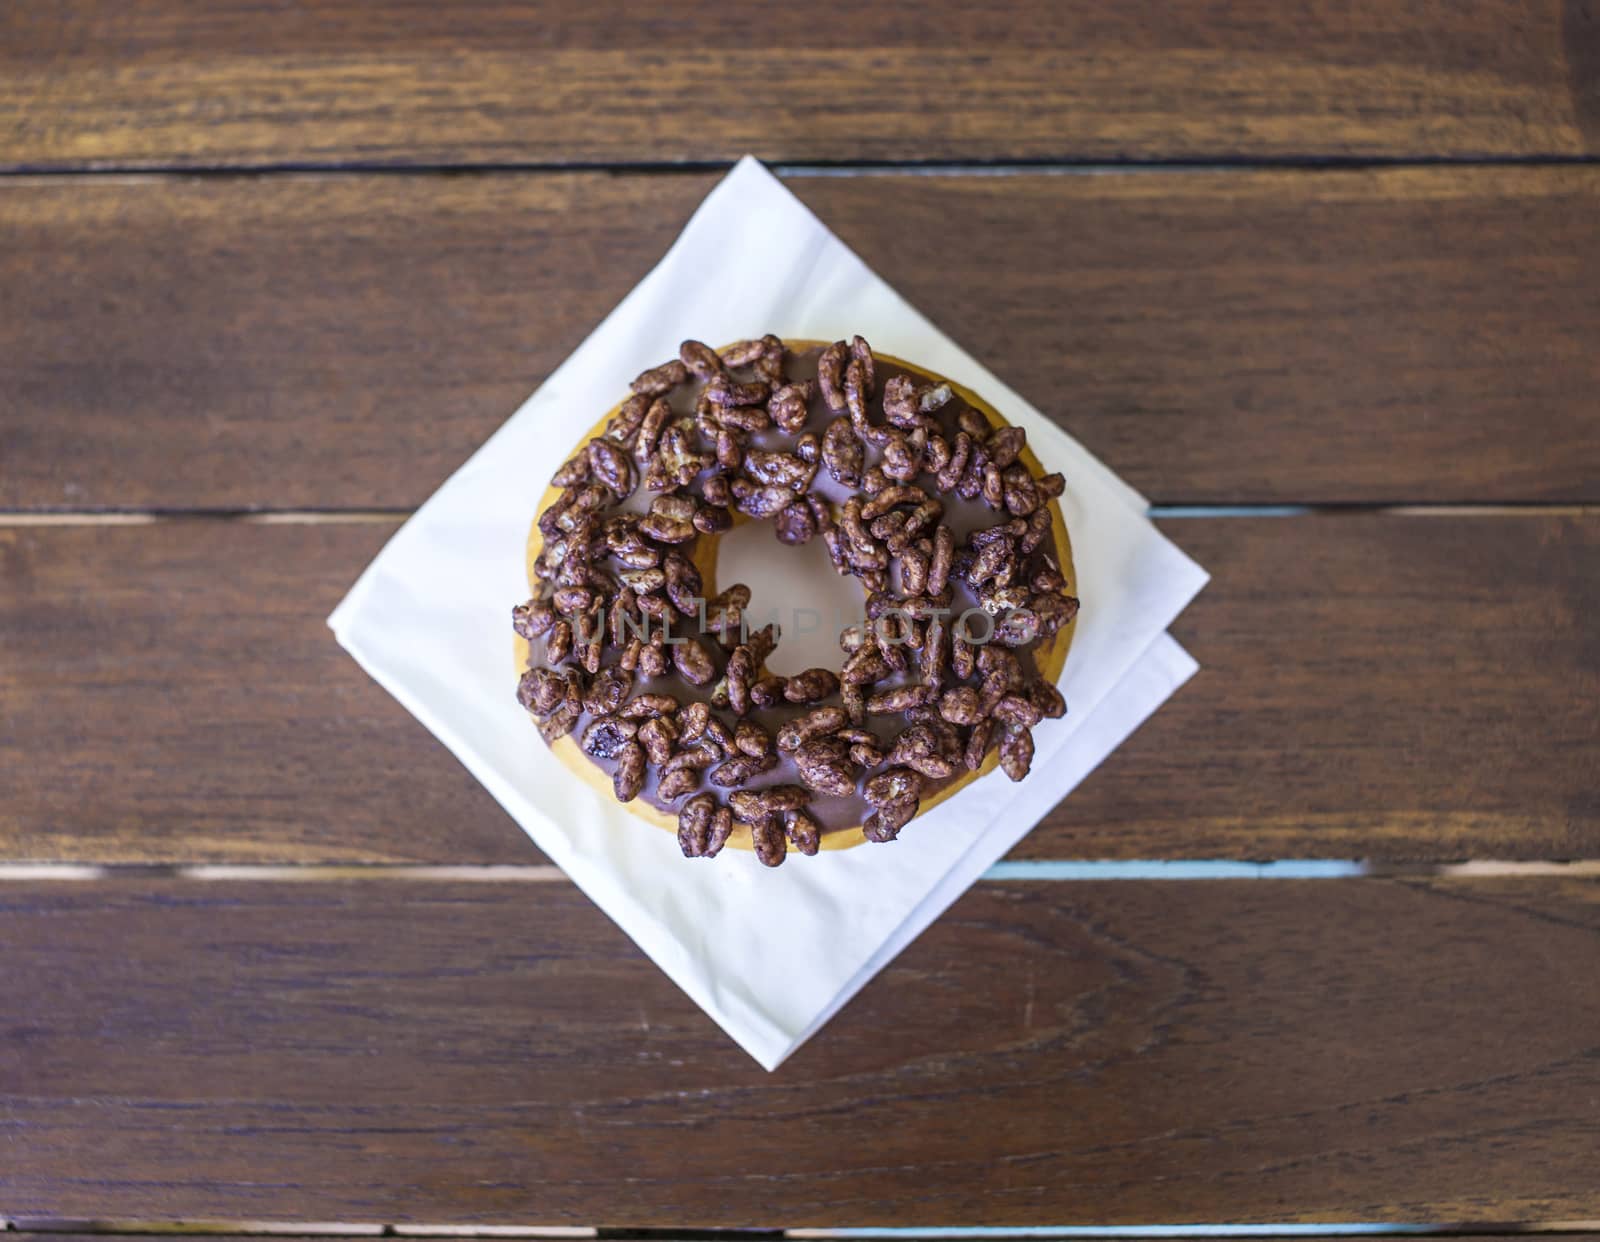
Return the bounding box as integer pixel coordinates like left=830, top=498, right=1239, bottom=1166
left=3, top=2, right=1598, bottom=1233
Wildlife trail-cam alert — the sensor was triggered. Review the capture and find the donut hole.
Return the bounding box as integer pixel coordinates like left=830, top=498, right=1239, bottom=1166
left=712, top=515, right=865, bottom=677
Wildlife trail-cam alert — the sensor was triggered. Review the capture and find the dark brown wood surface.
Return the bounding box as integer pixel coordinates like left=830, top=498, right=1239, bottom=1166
left=4, top=167, right=1599, bottom=510
left=3, top=1, right=1596, bottom=169
left=16, top=1239, right=1591, bottom=1242
left=3, top=514, right=1594, bottom=866
left=4, top=875, right=1598, bottom=1224
left=7, top=4, right=1599, bottom=1230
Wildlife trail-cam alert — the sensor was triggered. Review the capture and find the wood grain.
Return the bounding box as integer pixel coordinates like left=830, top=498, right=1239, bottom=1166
left=1045, top=513, right=1600, bottom=860
left=3, top=167, right=1598, bottom=509
left=0, top=521, right=521, bottom=865
left=2, top=514, right=1594, bottom=865
left=3, top=876, right=1598, bottom=1224
left=1, top=1, right=1595, bottom=169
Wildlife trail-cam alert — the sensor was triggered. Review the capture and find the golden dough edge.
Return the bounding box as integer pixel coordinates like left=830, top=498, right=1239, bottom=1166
left=516, top=343, right=1078, bottom=855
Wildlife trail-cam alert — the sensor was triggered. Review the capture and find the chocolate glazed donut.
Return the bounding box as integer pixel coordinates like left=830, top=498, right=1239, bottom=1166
left=514, top=336, right=1080, bottom=867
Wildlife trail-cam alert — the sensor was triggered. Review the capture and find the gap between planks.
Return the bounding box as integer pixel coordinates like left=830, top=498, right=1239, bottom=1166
left=1, top=505, right=1598, bottom=527
left=789, top=1230, right=1600, bottom=1239
left=0, top=511, right=407, bottom=526
left=1, top=153, right=1598, bottom=181
left=1, top=862, right=1598, bottom=883
left=4, top=1219, right=1600, bottom=1237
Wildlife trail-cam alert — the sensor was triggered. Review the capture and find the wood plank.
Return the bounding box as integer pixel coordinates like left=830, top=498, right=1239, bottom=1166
left=0, top=521, right=525, bottom=865
left=2, top=1, right=1594, bottom=169
left=4, top=168, right=1599, bottom=510
left=2, top=876, right=1598, bottom=1224
left=2, top=514, right=1594, bottom=865
left=1043, top=512, right=1600, bottom=860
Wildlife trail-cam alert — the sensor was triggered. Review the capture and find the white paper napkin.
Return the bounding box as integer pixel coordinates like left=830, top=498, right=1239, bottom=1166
left=329, top=157, right=1209, bottom=1070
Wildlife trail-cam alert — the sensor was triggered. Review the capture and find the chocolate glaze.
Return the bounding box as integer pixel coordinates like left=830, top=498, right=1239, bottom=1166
left=525, top=345, right=1066, bottom=837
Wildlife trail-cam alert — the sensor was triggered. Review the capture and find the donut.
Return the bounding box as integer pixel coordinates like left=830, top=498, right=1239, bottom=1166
left=514, top=335, right=1080, bottom=867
